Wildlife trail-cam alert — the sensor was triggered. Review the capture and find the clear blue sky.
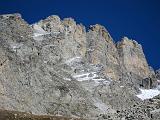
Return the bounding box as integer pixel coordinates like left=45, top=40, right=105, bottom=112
left=0, top=0, right=160, bottom=70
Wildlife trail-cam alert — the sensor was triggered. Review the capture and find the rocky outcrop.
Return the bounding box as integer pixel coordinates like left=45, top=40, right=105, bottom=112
left=141, top=75, right=157, bottom=89
left=86, top=24, right=121, bottom=80
left=156, top=69, right=160, bottom=81
left=144, top=95, right=160, bottom=120
left=0, top=13, right=159, bottom=120
left=116, top=37, right=151, bottom=79
left=34, top=16, right=87, bottom=59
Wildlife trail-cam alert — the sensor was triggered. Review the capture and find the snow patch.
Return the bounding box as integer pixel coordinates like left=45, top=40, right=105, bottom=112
left=136, top=88, right=160, bottom=100
left=33, top=24, right=50, bottom=40
left=65, top=57, right=82, bottom=65
left=92, top=78, right=106, bottom=83
left=33, top=24, right=48, bottom=35
left=44, top=61, right=47, bottom=63
left=72, top=72, right=98, bottom=81
left=63, top=78, right=71, bottom=81
left=10, top=43, right=23, bottom=51
left=92, top=78, right=106, bottom=81
left=72, top=71, right=111, bottom=85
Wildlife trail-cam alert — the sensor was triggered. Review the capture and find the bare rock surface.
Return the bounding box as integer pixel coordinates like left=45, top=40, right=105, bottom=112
left=116, top=37, right=151, bottom=78
left=0, top=109, right=83, bottom=120
left=0, top=13, right=160, bottom=120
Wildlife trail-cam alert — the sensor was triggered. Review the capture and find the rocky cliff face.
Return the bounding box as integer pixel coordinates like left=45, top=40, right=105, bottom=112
left=117, top=37, right=151, bottom=78
left=0, top=13, right=159, bottom=120
left=86, top=24, right=121, bottom=80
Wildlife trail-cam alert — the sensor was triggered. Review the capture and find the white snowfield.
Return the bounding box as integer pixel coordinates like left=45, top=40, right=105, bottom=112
left=136, top=88, right=160, bottom=100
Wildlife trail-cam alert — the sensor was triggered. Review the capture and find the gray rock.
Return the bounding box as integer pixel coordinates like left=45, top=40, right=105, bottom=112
left=0, top=13, right=159, bottom=120
left=116, top=37, right=151, bottom=79
left=141, top=75, right=158, bottom=89
left=86, top=24, right=121, bottom=80
left=156, top=69, right=160, bottom=82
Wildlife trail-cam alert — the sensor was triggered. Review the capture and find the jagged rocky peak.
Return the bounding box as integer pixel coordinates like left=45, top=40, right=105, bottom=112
left=32, top=14, right=86, bottom=39
left=89, top=24, right=113, bottom=42
left=34, top=15, right=63, bottom=33
left=86, top=24, right=121, bottom=80
left=0, top=13, right=32, bottom=46
left=116, top=36, right=151, bottom=78
left=1, top=13, right=160, bottom=120
left=46, top=15, right=61, bottom=22
left=33, top=15, right=86, bottom=35
left=0, top=13, right=29, bottom=27
left=116, top=36, right=142, bottom=51
left=62, top=18, right=76, bottom=28
left=31, top=15, right=87, bottom=60
left=0, top=13, right=21, bottom=19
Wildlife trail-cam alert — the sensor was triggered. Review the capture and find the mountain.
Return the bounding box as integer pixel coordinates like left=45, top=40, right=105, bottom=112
left=0, top=13, right=160, bottom=120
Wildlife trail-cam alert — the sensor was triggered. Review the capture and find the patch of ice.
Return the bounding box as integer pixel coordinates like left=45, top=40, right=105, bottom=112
left=136, top=88, right=160, bottom=100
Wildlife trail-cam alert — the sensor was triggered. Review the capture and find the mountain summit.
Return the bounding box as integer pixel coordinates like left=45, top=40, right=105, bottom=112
left=0, top=13, right=159, bottom=120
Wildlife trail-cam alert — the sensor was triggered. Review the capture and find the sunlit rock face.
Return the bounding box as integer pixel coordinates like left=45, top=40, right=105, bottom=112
left=33, top=16, right=87, bottom=60
left=116, top=37, right=151, bottom=79
left=0, top=13, right=159, bottom=120
left=86, top=24, right=121, bottom=80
